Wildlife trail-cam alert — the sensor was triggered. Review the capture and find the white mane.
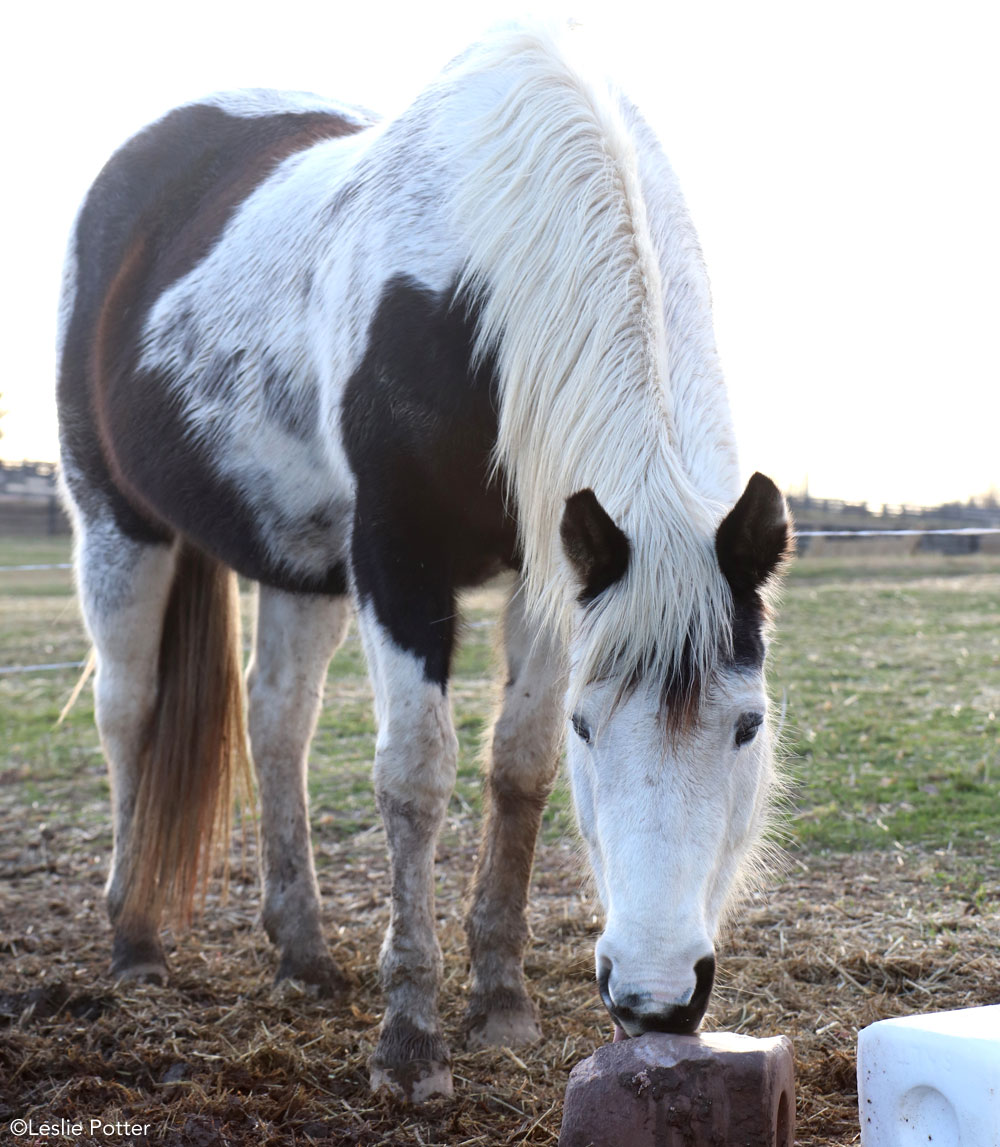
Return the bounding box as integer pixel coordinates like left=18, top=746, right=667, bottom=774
left=449, top=27, right=738, bottom=695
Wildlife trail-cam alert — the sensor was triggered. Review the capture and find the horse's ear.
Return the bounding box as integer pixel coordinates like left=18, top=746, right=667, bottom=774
left=715, top=472, right=791, bottom=594
left=560, top=489, right=631, bottom=603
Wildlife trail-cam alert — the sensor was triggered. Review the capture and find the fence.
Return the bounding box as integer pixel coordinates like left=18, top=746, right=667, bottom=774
left=3, top=527, right=1000, bottom=679
left=796, top=527, right=1000, bottom=558
left=3, top=460, right=998, bottom=541
left=787, top=494, right=1000, bottom=531
left=0, top=460, right=72, bottom=534
left=0, top=495, right=72, bottom=536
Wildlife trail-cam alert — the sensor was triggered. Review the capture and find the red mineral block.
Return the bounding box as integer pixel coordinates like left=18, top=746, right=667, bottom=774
left=559, top=1031, right=795, bottom=1147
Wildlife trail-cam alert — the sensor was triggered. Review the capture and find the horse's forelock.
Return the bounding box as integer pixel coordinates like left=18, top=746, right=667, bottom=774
left=587, top=565, right=775, bottom=737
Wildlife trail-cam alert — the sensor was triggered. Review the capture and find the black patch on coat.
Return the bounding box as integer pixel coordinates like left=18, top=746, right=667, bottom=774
left=559, top=488, right=631, bottom=604
left=341, top=277, right=518, bottom=687
left=729, top=591, right=767, bottom=670
left=57, top=98, right=364, bottom=591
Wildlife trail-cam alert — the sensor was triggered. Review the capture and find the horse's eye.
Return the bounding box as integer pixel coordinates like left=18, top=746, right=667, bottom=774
left=571, top=714, right=592, bottom=745
left=734, top=711, right=764, bottom=748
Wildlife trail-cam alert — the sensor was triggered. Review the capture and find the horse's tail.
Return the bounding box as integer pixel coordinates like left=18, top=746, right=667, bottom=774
left=120, top=542, right=252, bottom=930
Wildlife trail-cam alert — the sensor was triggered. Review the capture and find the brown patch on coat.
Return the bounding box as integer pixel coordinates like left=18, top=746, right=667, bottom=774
left=90, top=230, right=163, bottom=529
left=88, top=110, right=364, bottom=534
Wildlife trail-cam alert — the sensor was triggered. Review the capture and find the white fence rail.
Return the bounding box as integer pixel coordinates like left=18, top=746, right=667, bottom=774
left=796, top=528, right=1000, bottom=538
left=3, top=531, right=999, bottom=677
left=0, top=563, right=73, bottom=572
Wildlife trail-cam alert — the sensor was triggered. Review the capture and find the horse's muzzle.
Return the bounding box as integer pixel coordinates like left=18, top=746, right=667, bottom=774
left=598, top=953, right=716, bottom=1037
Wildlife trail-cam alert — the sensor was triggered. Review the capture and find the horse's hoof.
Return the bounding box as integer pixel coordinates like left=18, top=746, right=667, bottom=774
left=275, top=952, right=350, bottom=998
left=369, top=1017, right=453, bottom=1102
left=369, top=1059, right=454, bottom=1103
left=464, top=997, right=541, bottom=1049
left=113, top=961, right=168, bottom=986
left=111, top=935, right=168, bottom=985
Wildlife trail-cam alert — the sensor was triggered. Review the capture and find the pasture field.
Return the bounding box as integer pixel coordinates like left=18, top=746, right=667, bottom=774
left=2, top=537, right=999, bottom=1145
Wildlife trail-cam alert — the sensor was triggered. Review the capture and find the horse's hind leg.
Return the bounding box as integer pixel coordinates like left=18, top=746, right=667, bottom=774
left=75, top=514, right=177, bottom=981
left=464, top=584, right=566, bottom=1047
left=247, top=587, right=351, bottom=994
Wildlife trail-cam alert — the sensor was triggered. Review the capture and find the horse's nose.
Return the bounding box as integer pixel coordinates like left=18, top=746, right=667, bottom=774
left=599, top=953, right=716, bottom=1036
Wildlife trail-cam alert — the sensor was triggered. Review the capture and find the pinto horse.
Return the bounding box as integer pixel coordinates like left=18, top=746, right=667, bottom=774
left=57, top=26, right=790, bottom=1101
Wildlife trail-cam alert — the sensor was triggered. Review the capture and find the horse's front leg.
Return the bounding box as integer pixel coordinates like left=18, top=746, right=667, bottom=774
left=464, top=585, right=566, bottom=1047
left=356, top=600, right=458, bottom=1101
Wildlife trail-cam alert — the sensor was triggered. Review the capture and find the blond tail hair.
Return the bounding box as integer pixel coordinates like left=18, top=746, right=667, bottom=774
left=119, top=542, right=252, bottom=930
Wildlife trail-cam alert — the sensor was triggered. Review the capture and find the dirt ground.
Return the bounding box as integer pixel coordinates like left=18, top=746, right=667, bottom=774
left=2, top=803, right=998, bottom=1146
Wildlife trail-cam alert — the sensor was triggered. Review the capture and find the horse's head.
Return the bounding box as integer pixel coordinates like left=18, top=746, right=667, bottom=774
left=560, top=473, right=790, bottom=1036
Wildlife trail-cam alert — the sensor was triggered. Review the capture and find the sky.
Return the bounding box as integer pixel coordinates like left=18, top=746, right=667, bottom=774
left=2, top=0, right=997, bottom=506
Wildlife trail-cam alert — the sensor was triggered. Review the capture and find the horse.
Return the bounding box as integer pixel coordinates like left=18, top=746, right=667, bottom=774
left=56, top=24, right=791, bottom=1102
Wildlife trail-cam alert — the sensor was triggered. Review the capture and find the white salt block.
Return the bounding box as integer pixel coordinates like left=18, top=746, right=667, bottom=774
left=857, top=1004, right=1000, bottom=1146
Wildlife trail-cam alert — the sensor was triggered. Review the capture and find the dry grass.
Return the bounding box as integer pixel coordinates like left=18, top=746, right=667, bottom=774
left=3, top=553, right=998, bottom=1143
left=2, top=808, right=998, bottom=1145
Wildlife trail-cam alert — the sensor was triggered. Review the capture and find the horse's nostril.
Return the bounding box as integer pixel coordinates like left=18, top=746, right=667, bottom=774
left=601, top=951, right=717, bottom=1037
left=597, top=956, right=614, bottom=1013
left=694, top=952, right=716, bottom=1001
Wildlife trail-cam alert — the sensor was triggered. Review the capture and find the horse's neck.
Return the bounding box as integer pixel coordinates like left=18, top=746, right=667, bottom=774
left=342, top=65, right=739, bottom=514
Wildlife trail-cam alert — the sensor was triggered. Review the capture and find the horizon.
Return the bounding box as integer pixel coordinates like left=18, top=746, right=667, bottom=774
left=1, top=454, right=997, bottom=514
left=2, top=0, right=997, bottom=507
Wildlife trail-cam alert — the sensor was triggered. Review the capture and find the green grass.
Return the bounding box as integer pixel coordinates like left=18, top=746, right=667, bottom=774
left=0, top=535, right=74, bottom=567
left=771, top=556, right=1000, bottom=852
left=1, top=538, right=998, bottom=857
left=0, top=534, right=75, bottom=597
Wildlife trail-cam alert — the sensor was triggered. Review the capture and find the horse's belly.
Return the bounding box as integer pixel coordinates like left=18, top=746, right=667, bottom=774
left=212, top=423, right=356, bottom=594
left=97, top=343, right=356, bottom=595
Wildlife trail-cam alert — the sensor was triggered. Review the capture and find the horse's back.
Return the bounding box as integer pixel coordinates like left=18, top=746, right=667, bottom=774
left=58, top=93, right=371, bottom=590
left=61, top=90, right=371, bottom=376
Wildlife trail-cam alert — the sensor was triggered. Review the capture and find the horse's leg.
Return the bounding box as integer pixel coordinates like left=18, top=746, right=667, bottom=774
left=464, top=583, right=566, bottom=1047
left=76, top=514, right=177, bottom=981
left=355, top=599, right=458, bottom=1102
left=246, top=587, right=351, bottom=994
